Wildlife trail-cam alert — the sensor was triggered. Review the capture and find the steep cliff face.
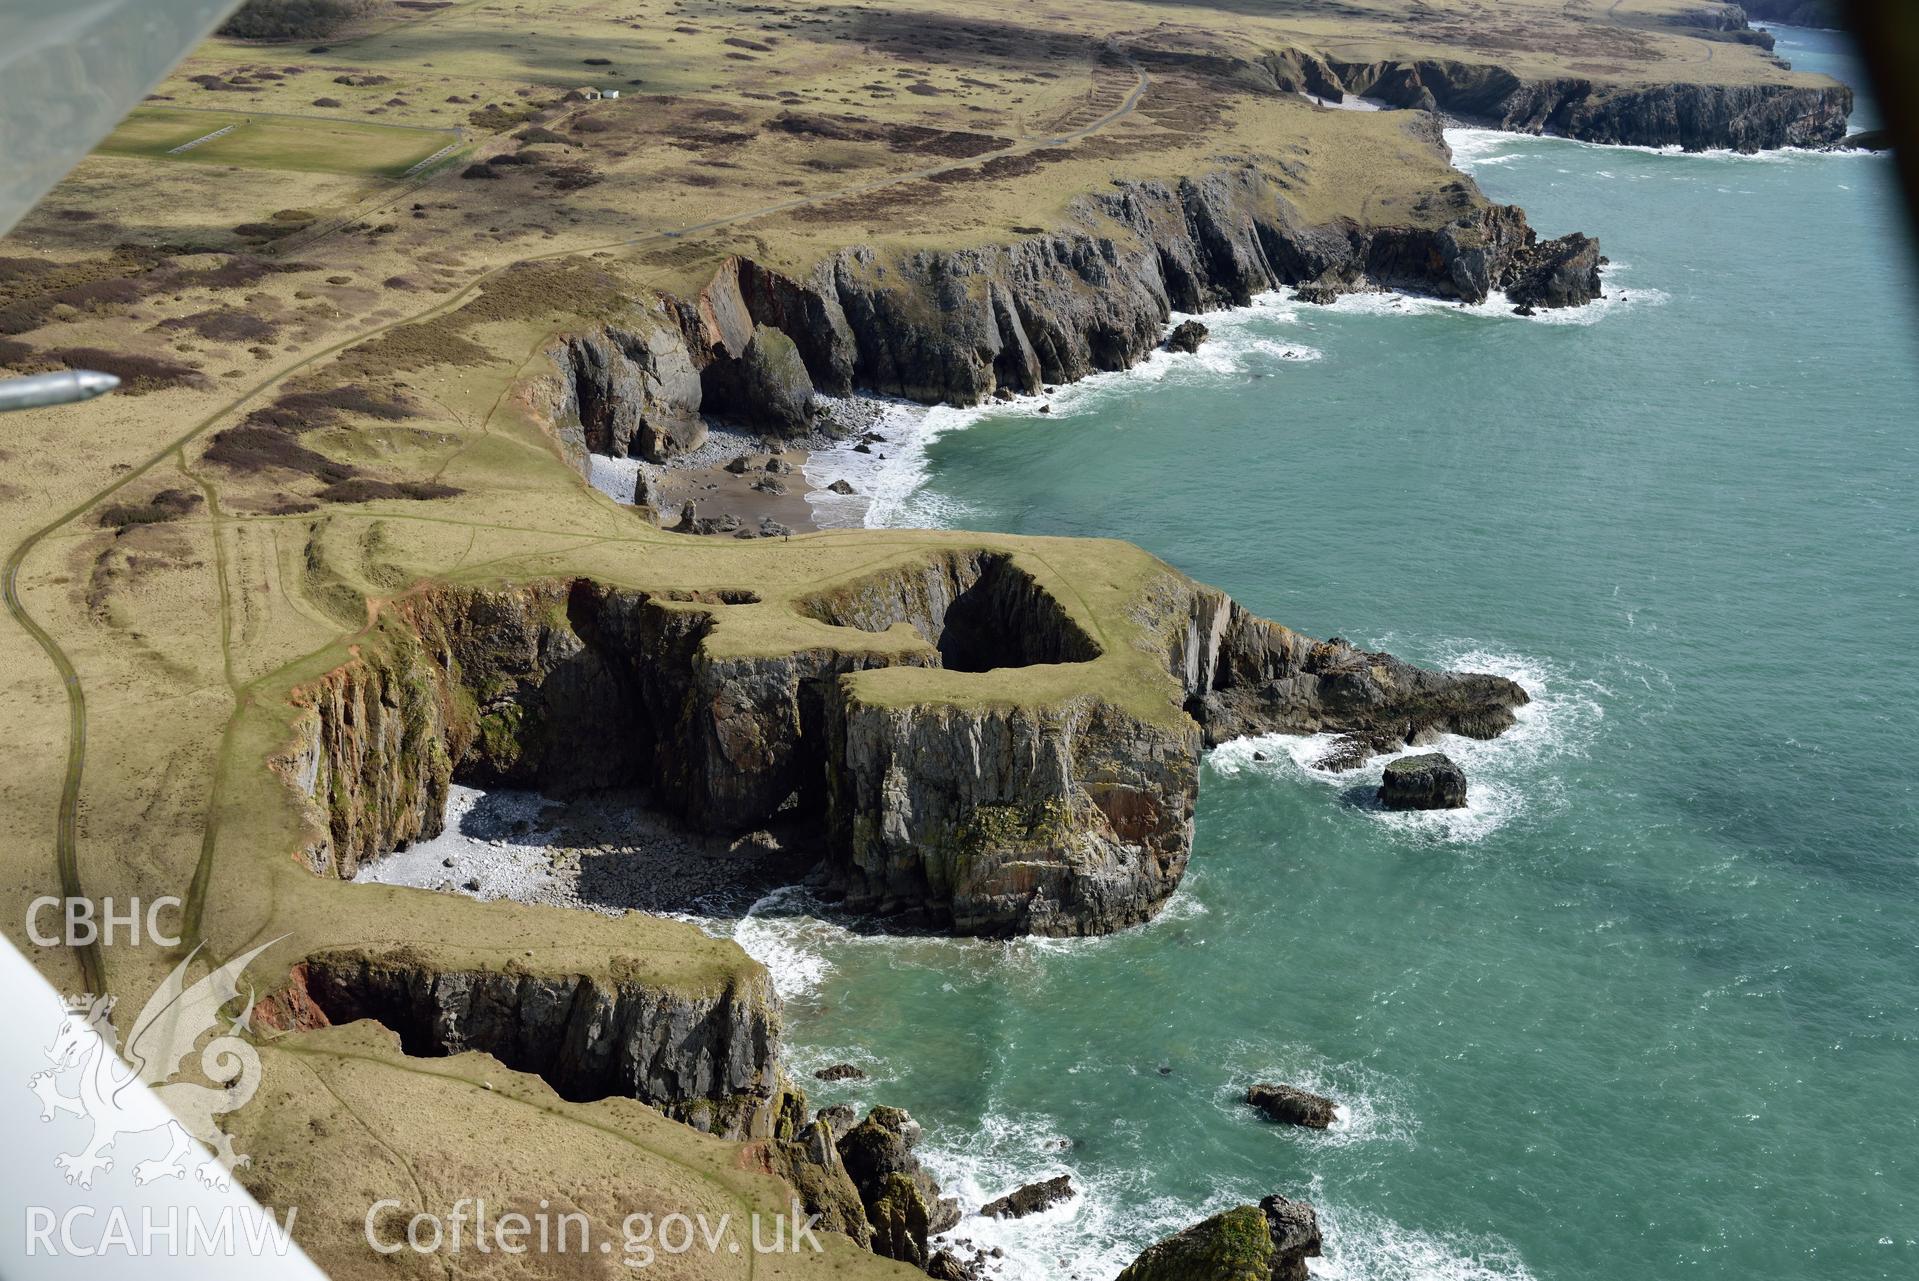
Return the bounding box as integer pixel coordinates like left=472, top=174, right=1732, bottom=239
left=531, top=154, right=1601, bottom=459
left=830, top=694, right=1200, bottom=936
left=822, top=167, right=1590, bottom=406
left=1330, top=56, right=1850, bottom=152
left=542, top=299, right=705, bottom=464
left=1737, top=0, right=1841, bottom=27
left=279, top=580, right=937, bottom=875
left=265, top=952, right=783, bottom=1138
left=281, top=558, right=1525, bottom=937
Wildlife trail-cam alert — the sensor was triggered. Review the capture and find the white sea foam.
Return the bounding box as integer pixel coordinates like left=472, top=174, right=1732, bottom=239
left=1444, top=123, right=1870, bottom=173
left=1209, top=646, right=1602, bottom=845
left=725, top=886, right=842, bottom=1001
left=1310, top=1192, right=1540, bottom=1281
left=920, top=1109, right=1217, bottom=1281
left=808, top=273, right=1653, bottom=531
left=919, top=1117, right=1534, bottom=1281
left=1209, top=1039, right=1418, bottom=1151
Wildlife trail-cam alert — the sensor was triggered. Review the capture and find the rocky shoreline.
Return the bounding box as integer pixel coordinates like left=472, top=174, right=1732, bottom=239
left=260, top=23, right=1855, bottom=1269
left=533, top=152, right=1609, bottom=485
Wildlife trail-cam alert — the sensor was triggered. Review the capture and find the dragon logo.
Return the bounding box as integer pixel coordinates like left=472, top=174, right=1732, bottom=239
left=27, top=939, right=282, bottom=1191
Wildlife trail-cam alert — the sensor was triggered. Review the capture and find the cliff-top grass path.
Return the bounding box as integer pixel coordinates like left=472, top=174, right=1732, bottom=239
left=0, top=1, right=1847, bottom=1274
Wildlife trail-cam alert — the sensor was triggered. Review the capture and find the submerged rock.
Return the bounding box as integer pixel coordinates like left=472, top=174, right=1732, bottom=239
left=1116, top=1195, right=1322, bottom=1281
left=1377, top=752, right=1468, bottom=810
left=1164, top=319, right=1209, bottom=353
left=981, top=1174, right=1074, bottom=1219
left=1245, top=1083, right=1338, bottom=1129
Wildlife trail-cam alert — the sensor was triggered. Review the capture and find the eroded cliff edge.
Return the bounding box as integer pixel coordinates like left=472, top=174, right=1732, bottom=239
left=535, top=151, right=1604, bottom=461
left=277, top=552, right=1526, bottom=938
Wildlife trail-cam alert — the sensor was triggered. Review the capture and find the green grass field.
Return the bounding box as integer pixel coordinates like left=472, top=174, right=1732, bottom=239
left=97, top=107, right=461, bottom=177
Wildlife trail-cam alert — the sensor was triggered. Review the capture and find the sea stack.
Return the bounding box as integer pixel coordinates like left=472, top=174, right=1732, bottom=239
left=1164, top=319, right=1209, bottom=353
left=1245, top=1083, right=1339, bottom=1129
left=1377, top=752, right=1469, bottom=810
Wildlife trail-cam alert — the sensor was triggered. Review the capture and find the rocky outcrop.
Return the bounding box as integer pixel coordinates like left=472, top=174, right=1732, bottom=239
left=1828, top=128, right=1890, bottom=152
left=1377, top=752, right=1469, bottom=810
left=763, top=1092, right=873, bottom=1246
left=1164, top=319, right=1209, bottom=353
left=837, top=1107, right=960, bottom=1268
left=1505, top=233, right=1604, bottom=309
left=1175, top=592, right=1528, bottom=751
left=830, top=693, right=1201, bottom=935
left=281, top=560, right=1524, bottom=937
left=981, top=1174, right=1075, bottom=1219
left=279, top=579, right=934, bottom=875
left=274, top=952, right=782, bottom=1138
left=1245, top=1083, right=1338, bottom=1129
left=1115, top=1195, right=1322, bottom=1281
left=1330, top=56, right=1850, bottom=152
left=702, top=322, right=820, bottom=436
left=543, top=300, right=705, bottom=463
left=816, top=1062, right=868, bottom=1081
left=826, top=168, right=1587, bottom=407
left=700, top=255, right=857, bottom=398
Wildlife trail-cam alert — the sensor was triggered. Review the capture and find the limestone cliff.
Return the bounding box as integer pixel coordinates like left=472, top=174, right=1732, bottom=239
left=262, top=950, right=783, bottom=1139
left=281, top=554, right=1524, bottom=937
left=531, top=152, right=1604, bottom=462
left=1324, top=57, right=1850, bottom=152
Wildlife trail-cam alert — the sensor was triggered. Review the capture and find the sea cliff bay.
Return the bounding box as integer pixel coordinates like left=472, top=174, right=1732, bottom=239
left=0, top=4, right=1902, bottom=1281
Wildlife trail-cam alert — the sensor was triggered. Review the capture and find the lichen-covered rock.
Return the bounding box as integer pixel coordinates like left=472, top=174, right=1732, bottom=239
left=1115, top=1196, right=1322, bottom=1281
left=764, top=1093, right=872, bottom=1246
left=1377, top=752, right=1469, bottom=810
left=1245, top=1083, right=1338, bottom=1129
left=837, top=1107, right=959, bottom=1267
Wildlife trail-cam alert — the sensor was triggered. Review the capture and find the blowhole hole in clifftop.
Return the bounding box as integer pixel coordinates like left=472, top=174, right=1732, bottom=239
left=795, top=550, right=1100, bottom=673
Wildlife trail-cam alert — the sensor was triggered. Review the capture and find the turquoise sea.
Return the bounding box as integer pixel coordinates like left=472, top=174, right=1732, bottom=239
left=771, top=27, right=1918, bottom=1281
